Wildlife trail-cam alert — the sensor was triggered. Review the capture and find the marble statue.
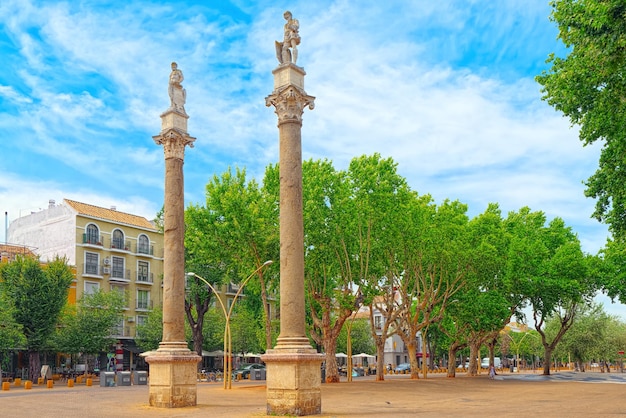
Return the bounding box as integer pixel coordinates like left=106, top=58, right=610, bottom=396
left=275, top=11, right=300, bottom=65
left=168, top=62, right=186, bottom=113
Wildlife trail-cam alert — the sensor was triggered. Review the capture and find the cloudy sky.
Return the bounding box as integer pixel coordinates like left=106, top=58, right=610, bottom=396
left=1, top=1, right=622, bottom=316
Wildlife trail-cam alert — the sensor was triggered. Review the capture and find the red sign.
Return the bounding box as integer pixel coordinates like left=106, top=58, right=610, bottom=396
left=618, top=351, right=624, bottom=355
left=416, top=353, right=430, bottom=358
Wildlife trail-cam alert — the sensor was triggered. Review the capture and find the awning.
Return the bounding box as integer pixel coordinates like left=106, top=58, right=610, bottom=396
left=123, top=346, right=144, bottom=354
left=202, top=350, right=225, bottom=357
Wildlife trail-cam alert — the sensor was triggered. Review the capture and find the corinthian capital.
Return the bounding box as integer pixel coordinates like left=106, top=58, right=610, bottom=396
left=266, top=85, right=315, bottom=125
left=153, top=130, right=196, bottom=160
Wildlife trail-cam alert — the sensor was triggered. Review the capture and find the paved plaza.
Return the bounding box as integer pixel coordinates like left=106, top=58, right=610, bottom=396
left=2, top=371, right=626, bottom=417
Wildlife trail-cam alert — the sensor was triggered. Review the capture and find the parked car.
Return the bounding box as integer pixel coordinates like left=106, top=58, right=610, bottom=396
left=232, top=363, right=265, bottom=379
left=481, top=357, right=502, bottom=369
left=395, top=363, right=411, bottom=373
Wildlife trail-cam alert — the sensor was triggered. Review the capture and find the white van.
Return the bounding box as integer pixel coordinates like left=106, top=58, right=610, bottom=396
left=481, top=357, right=501, bottom=368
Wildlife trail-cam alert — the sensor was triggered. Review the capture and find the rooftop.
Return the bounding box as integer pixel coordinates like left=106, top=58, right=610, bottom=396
left=64, top=199, right=157, bottom=231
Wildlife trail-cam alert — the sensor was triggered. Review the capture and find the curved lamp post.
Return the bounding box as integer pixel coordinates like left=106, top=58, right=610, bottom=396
left=187, top=259, right=272, bottom=389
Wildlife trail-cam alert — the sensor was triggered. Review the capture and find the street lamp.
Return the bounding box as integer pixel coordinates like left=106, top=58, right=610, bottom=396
left=187, top=259, right=272, bottom=389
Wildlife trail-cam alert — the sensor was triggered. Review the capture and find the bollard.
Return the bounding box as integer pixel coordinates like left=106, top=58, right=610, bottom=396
left=67, top=379, right=74, bottom=387
left=2, top=382, right=10, bottom=391
left=24, top=380, right=32, bottom=390
left=76, top=376, right=83, bottom=384
left=86, top=378, right=92, bottom=387
left=14, top=378, right=21, bottom=386
left=47, top=380, right=54, bottom=389
left=38, top=377, right=44, bottom=385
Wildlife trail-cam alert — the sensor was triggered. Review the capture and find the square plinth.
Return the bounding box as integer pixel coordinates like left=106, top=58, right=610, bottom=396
left=263, top=350, right=324, bottom=416
left=160, top=109, right=188, bottom=133
left=273, top=64, right=306, bottom=90
left=145, top=352, right=200, bottom=408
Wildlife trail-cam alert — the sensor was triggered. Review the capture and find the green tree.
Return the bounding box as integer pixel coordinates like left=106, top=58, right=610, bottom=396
left=536, top=0, right=626, bottom=236
left=0, top=256, right=73, bottom=381
left=516, top=212, right=597, bottom=375
left=187, top=166, right=278, bottom=354
left=135, top=307, right=163, bottom=352
left=337, top=318, right=376, bottom=356
left=395, top=199, right=470, bottom=379
left=0, top=290, right=25, bottom=379
left=52, top=289, right=125, bottom=371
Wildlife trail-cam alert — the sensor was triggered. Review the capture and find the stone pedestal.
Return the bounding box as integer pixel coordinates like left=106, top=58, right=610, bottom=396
left=149, top=99, right=199, bottom=407
left=145, top=349, right=200, bottom=408
left=264, top=63, right=323, bottom=416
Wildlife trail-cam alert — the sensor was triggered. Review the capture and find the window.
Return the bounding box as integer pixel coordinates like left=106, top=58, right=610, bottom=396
left=110, top=284, right=128, bottom=308
left=136, top=315, right=148, bottom=327
left=85, top=252, right=99, bottom=275
left=84, top=281, right=100, bottom=295
left=112, top=229, right=125, bottom=249
left=86, top=224, right=100, bottom=244
left=138, top=235, right=150, bottom=254
left=112, top=318, right=125, bottom=336
left=137, top=261, right=149, bottom=282
left=111, top=256, right=125, bottom=279
left=137, top=290, right=150, bottom=310
left=374, top=315, right=383, bottom=330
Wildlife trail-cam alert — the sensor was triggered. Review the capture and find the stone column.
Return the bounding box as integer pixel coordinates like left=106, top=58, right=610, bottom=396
left=146, top=64, right=200, bottom=408
left=262, top=62, right=323, bottom=416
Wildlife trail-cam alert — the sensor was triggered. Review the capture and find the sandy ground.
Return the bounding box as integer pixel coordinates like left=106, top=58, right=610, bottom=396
left=1, top=370, right=625, bottom=417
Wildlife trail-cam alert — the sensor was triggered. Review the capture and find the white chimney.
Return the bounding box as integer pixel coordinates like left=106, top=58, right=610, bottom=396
left=48, top=199, right=55, bottom=209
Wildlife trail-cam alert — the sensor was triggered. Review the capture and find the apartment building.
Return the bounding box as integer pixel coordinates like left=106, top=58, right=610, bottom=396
left=8, top=199, right=163, bottom=367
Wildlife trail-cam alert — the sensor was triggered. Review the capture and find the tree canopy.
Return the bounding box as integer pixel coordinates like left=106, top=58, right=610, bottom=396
left=537, top=0, right=626, bottom=236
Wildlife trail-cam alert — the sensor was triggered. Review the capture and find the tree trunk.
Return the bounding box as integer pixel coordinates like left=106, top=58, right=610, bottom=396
left=375, top=336, right=386, bottom=381
left=406, top=341, right=419, bottom=380
left=468, top=342, right=480, bottom=376
left=542, top=347, right=552, bottom=375
left=447, top=345, right=458, bottom=378
left=323, top=337, right=340, bottom=383
left=29, top=350, right=40, bottom=382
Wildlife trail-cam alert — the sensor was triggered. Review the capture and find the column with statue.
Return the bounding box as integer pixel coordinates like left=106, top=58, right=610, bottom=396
left=262, top=11, right=324, bottom=416
left=146, top=62, right=200, bottom=408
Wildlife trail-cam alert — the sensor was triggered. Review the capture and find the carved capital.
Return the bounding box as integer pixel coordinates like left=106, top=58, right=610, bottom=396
left=153, top=130, right=196, bottom=160
left=266, top=85, right=315, bottom=125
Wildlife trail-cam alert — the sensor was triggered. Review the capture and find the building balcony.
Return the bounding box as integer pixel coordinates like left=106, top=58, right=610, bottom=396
left=136, top=244, right=154, bottom=256
left=109, top=268, right=131, bottom=282
left=110, top=239, right=131, bottom=252
left=136, top=272, right=154, bottom=284
left=111, top=326, right=132, bottom=338
left=136, top=300, right=153, bottom=311
left=82, top=234, right=104, bottom=246
left=226, top=282, right=242, bottom=295
left=82, top=263, right=104, bottom=277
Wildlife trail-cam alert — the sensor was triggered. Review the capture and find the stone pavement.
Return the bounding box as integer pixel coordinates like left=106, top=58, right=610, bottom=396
left=2, top=371, right=626, bottom=417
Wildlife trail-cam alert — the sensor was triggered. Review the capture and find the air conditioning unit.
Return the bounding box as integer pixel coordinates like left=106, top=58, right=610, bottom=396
left=103, top=257, right=111, bottom=265
left=103, top=267, right=111, bottom=274
left=127, top=316, right=135, bottom=322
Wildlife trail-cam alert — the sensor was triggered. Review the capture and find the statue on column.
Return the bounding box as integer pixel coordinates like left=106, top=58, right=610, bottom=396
left=168, top=62, right=186, bottom=113
left=275, top=11, right=300, bottom=66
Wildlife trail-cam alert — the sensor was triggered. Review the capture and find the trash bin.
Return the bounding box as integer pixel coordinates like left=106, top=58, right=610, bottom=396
left=510, top=365, right=514, bottom=373
left=133, top=371, right=148, bottom=385
left=321, top=366, right=326, bottom=383
left=100, top=372, right=116, bottom=387
left=118, top=371, right=131, bottom=386
left=251, top=369, right=266, bottom=380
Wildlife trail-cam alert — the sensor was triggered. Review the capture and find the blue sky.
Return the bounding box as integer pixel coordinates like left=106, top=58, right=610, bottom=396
left=0, top=1, right=622, bottom=316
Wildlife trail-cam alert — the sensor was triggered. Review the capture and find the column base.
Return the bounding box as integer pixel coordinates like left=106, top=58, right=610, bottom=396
left=262, top=346, right=324, bottom=416
left=145, top=345, right=200, bottom=408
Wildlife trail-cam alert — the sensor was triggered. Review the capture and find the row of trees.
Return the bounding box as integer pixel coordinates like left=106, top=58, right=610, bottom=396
left=0, top=153, right=623, bottom=384
left=0, top=257, right=126, bottom=381
left=178, top=153, right=622, bottom=382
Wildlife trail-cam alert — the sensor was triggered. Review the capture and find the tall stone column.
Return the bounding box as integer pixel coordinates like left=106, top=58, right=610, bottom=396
left=146, top=62, right=200, bottom=408
left=262, top=11, right=324, bottom=416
